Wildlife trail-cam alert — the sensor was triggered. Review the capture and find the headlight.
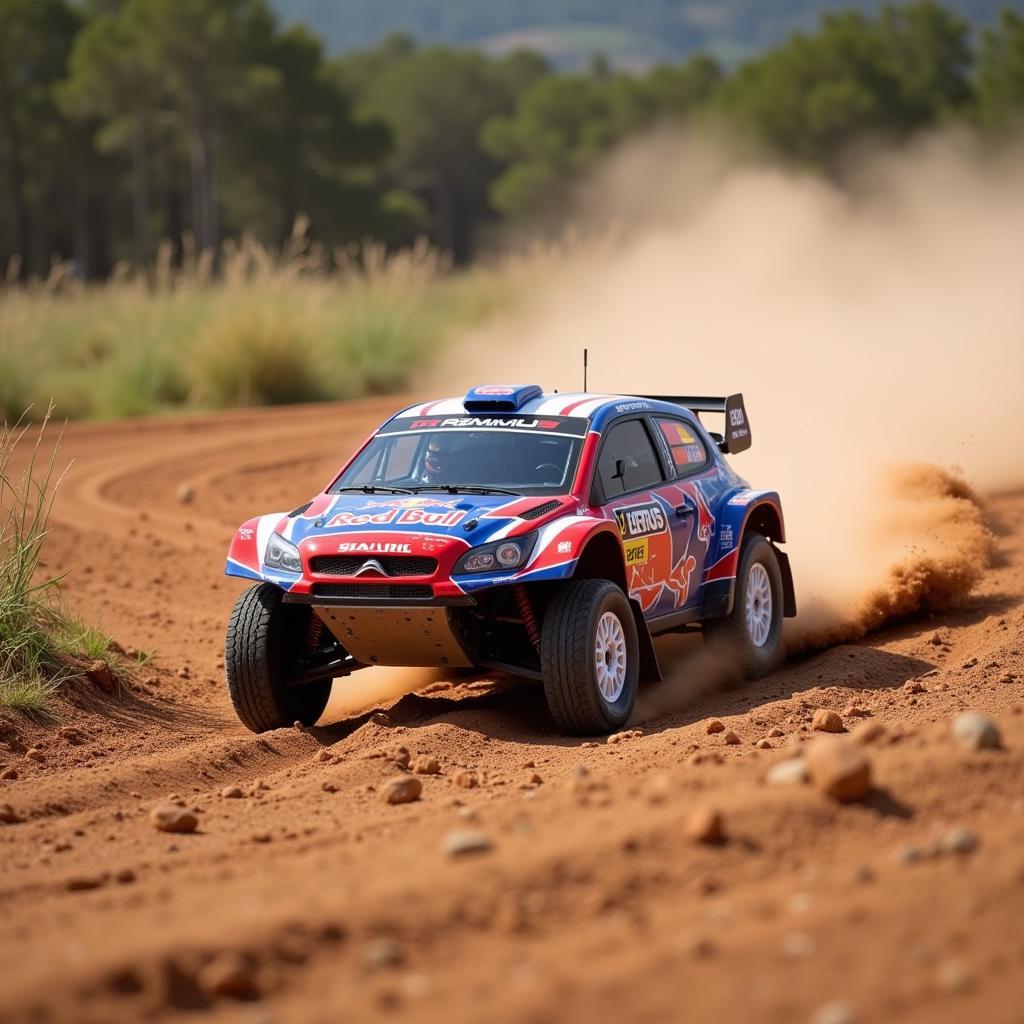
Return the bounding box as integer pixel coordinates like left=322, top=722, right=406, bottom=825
left=454, top=534, right=537, bottom=574
left=264, top=532, right=302, bottom=573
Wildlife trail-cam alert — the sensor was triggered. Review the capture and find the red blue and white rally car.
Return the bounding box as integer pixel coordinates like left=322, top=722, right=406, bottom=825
left=224, top=385, right=795, bottom=735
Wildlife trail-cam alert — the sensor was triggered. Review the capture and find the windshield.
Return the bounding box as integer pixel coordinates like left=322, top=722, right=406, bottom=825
left=331, top=416, right=588, bottom=496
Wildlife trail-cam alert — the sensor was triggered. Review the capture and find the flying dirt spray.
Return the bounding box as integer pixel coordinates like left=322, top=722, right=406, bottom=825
left=432, top=129, right=1024, bottom=706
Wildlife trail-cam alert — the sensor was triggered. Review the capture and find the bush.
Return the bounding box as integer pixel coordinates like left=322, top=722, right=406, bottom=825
left=0, top=411, right=118, bottom=715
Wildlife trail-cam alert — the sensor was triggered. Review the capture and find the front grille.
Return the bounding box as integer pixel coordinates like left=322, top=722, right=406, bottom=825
left=309, top=555, right=437, bottom=577
left=519, top=499, right=561, bottom=520
left=312, top=583, right=433, bottom=601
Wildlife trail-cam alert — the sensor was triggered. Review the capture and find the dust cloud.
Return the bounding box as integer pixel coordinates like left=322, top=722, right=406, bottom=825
left=434, top=129, right=1024, bottom=667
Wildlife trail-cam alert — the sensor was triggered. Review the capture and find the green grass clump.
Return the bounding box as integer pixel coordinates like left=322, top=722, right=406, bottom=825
left=0, top=411, right=119, bottom=716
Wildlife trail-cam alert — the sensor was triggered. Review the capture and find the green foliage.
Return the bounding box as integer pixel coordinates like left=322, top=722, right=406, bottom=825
left=714, top=2, right=973, bottom=168
left=977, top=9, right=1024, bottom=128
left=484, top=55, right=721, bottom=217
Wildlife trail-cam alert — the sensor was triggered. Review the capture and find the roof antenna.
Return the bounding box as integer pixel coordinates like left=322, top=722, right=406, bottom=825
left=583, top=348, right=588, bottom=393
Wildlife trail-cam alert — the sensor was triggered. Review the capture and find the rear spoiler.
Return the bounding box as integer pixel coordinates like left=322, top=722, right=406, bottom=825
left=638, top=393, right=751, bottom=454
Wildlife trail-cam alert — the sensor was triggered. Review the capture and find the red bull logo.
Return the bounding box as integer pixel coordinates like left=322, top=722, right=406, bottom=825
left=362, top=497, right=462, bottom=510
left=679, top=482, right=715, bottom=543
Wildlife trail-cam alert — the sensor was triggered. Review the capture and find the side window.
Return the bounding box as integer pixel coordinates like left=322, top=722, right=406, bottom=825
left=656, top=417, right=707, bottom=475
left=382, top=434, right=419, bottom=480
left=597, top=420, right=665, bottom=499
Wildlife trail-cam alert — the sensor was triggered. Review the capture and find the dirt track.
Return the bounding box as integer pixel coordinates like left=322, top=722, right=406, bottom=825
left=3, top=399, right=1023, bottom=1024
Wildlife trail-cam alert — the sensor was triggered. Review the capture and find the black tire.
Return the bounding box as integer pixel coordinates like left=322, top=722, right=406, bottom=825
left=540, top=579, right=639, bottom=735
left=225, top=583, right=331, bottom=732
left=703, top=534, right=784, bottom=677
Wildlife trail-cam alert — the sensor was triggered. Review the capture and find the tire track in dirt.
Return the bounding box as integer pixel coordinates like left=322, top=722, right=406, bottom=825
left=2, top=402, right=1023, bottom=1024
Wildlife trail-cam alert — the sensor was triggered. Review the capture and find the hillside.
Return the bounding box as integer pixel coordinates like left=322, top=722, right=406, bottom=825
left=269, top=0, right=1008, bottom=67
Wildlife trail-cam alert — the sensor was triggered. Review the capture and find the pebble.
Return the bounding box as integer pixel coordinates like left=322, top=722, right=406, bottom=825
left=24, top=747, right=44, bottom=763
left=363, top=937, right=405, bottom=970
left=705, top=720, right=725, bottom=734
left=442, top=829, right=493, bottom=857
left=688, top=750, right=723, bottom=766
left=57, top=727, right=85, bottom=745
left=903, top=680, right=925, bottom=694
left=314, top=748, right=334, bottom=763
left=766, top=759, right=808, bottom=786
left=149, top=805, right=199, bottom=834
left=381, top=776, right=422, bottom=805
left=411, top=755, right=441, bottom=775
left=371, top=712, right=392, bottom=727
left=723, top=731, right=741, bottom=746
left=755, top=739, right=773, bottom=749
left=86, top=661, right=115, bottom=693
left=938, top=827, right=979, bottom=856
left=812, top=1001, right=858, bottom=1024
left=767, top=727, right=784, bottom=738
left=850, top=720, right=887, bottom=746
left=935, top=958, right=973, bottom=993
left=176, top=483, right=194, bottom=504
left=952, top=712, right=1001, bottom=751
left=197, top=952, right=259, bottom=998
left=66, top=873, right=107, bottom=892
left=782, top=931, right=816, bottom=958
left=684, top=807, right=724, bottom=844
left=0, top=767, right=17, bottom=780
left=451, top=770, right=480, bottom=789
left=220, top=786, right=244, bottom=799
left=385, top=746, right=411, bottom=767
left=805, top=740, right=871, bottom=802
left=929, top=631, right=944, bottom=646
left=811, top=710, right=844, bottom=733
left=607, top=729, right=643, bottom=744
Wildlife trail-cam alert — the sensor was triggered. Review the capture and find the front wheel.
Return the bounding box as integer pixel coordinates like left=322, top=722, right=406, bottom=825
left=540, top=579, right=639, bottom=735
left=703, top=534, right=784, bottom=677
left=225, top=583, right=331, bottom=732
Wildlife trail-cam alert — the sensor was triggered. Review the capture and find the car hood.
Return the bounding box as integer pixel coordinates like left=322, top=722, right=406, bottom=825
left=282, top=491, right=569, bottom=553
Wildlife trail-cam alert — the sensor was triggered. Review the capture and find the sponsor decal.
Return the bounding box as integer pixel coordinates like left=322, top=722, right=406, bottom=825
left=729, top=407, right=746, bottom=427
left=408, top=416, right=559, bottom=431
left=238, top=527, right=254, bottom=540
left=614, top=500, right=667, bottom=541
left=719, top=524, right=734, bottom=551
left=337, top=541, right=413, bottom=554
left=472, top=386, right=514, bottom=396
left=728, top=492, right=758, bottom=506
left=614, top=400, right=651, bottom=413
left=326, top=508, right=467, bottom=528
left=624, top=538, right=649, bottom=565
left=557, top=540, right=573, bottom=555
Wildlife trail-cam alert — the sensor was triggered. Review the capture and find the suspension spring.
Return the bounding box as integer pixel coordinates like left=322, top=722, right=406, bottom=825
left=307, top=612, right=325, bottom=648
left=513, top=585, right=541, bottom=649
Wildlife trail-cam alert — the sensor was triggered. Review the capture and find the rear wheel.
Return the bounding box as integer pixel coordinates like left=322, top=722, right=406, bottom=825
left=225, top=584, right=331, bottom=732
left=540, top=579, right=639, bottom=735
left=703, top=534, right=784, bottom=677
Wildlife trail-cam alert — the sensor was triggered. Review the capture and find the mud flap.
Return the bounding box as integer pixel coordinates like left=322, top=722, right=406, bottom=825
left=774, top=547, right=797, bottom=618
left=629, top=598, right=662, bottom=683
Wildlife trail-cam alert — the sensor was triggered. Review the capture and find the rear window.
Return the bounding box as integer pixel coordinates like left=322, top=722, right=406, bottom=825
left=656, top=417, right=707, bottom=473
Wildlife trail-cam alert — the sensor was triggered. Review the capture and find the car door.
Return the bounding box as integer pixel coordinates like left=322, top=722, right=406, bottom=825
left=593, top=418, right=691, bottom=618
left=649, top=415, right=727, bottom=613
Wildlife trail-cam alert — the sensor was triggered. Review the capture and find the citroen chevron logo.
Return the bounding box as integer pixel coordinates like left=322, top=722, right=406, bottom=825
left=353, top=558, right=388, bottom=577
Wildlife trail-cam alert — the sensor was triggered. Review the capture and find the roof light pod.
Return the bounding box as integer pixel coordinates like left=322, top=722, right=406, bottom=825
left=463, top=384, right=543, bottom=412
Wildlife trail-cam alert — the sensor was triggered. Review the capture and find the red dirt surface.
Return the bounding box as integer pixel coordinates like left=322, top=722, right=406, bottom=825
left=2, top=399, right=1023, bottom=1024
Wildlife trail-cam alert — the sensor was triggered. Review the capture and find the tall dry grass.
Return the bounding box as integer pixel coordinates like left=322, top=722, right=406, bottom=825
left=0, top=224, right=531, bottom=423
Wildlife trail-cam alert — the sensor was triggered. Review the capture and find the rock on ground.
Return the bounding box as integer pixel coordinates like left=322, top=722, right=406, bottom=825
left=381, top=776, right=422, bottom=805
left=805, top=740, right=872, bottom=802
left=443, top=829, right=494, bottom=857
left=197, top=952, right=259, bottom=999
left=952, top=712, right=1002, bottom=751
left=812, top=709, right=844, bottom=733
left=684, top=808, right=725, bottom=844
left=149, top=805, right=199, bottom=833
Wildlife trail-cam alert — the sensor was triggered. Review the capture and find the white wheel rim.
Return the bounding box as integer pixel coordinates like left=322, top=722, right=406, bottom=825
left=745, top=562, right=773, bottom=647
left=594, top=611, right=627, bottom=703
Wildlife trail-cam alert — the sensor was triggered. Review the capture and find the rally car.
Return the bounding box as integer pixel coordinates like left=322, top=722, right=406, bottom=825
left=224, top=385, right=795, bottom=735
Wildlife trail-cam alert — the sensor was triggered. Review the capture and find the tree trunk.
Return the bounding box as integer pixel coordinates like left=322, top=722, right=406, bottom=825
left=6, top=147, right=31, bottom=280
left=190, top=114, right=219, bottom=263
left=131, top=120, right=150, bottom=273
